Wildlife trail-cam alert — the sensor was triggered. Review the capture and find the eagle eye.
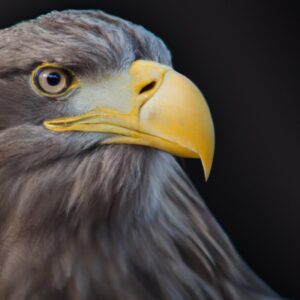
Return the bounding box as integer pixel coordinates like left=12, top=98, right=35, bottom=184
left=31, top=64, right=78, bottom=98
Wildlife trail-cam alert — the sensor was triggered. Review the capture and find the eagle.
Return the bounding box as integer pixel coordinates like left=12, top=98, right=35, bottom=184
left=0, top=10, right=281, bottom=300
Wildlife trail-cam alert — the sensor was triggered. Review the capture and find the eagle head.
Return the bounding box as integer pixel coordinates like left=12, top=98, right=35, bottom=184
left=0, top=10, right=279, bottom=300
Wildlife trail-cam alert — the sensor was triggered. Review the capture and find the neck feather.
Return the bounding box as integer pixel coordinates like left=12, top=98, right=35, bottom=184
left=0, top=127, right=279, bottom=299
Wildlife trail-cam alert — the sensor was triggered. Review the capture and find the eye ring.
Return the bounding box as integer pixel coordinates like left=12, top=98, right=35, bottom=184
left=31, top=64, right=78, bottom=98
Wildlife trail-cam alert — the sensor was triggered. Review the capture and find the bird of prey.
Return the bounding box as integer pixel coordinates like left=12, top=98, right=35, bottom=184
left=0, top=10, right=281, bottom=300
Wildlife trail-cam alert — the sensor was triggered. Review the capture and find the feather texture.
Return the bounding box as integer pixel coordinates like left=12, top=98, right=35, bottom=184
left=0, top=126, right=281, bottom=299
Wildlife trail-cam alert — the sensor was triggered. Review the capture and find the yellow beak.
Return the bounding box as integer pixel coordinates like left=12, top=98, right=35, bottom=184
left=44, top=60, right=215, bottom=179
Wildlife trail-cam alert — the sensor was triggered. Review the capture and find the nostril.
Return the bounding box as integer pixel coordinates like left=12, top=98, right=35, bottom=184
left=139, top=81, right=157, bottom=95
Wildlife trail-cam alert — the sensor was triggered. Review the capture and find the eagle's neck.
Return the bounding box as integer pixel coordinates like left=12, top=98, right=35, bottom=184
left=0, top=140, right=279, bottom=299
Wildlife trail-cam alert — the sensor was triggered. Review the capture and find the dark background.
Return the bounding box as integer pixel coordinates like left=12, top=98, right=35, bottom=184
left=0, top=0, right=299, bottom=298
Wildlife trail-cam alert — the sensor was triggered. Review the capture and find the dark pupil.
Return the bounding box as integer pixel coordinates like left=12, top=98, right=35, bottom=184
left=47, top=72, right=61, bottom=86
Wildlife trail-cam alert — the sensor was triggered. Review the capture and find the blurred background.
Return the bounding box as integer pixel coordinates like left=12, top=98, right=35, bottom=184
left=0, top=0, right=299, bottom=298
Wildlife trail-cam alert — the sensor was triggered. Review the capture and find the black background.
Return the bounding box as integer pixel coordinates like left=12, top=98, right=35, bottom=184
left=0, top=0, right=299, bottom=298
